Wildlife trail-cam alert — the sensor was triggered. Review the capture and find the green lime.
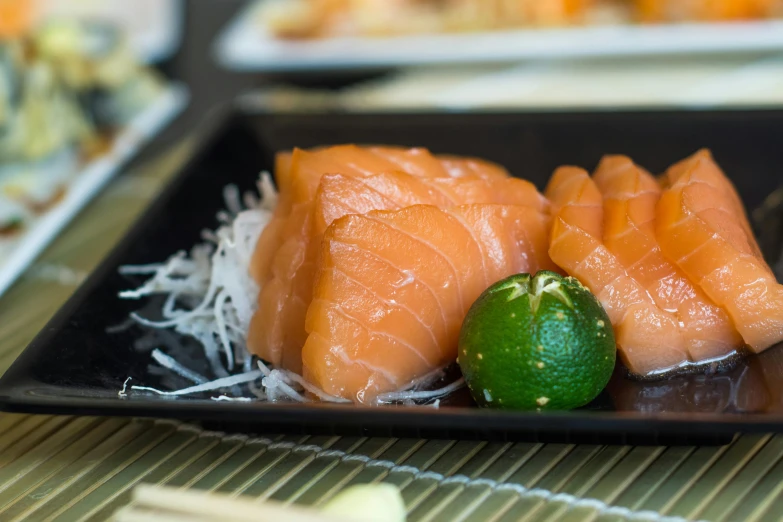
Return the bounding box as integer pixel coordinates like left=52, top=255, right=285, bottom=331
left=458, top=271, right=616, bottom=411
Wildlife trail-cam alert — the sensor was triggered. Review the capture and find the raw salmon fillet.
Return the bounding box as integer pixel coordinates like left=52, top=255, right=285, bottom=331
left=661, top=149, right=766, bottom=262
left=657, top=149, right=783, bottom=353
left=439, top=155, right=511, bottom=180
left=248, top=170, right=553, bottom=371
left=249, top=145, right=412, bottom=284
left=594, top=155, right=741, bottom=362
left=368, top=147, right=451, bottom=178
left=248, top=151, right=293, bottom=285
left=249, top=145, right=512, bottom=284
left=248, top=146, right=456, bottom=364
left=301, top=204, right=554, bottom=403
left=247, top=146, right=518, bottom=370
left=546, top=166, right=689, bottom=376
left=313, top=172, right=550, bottom=236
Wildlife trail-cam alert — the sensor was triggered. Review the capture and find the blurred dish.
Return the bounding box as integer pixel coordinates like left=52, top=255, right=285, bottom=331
left=255, top=0, right=618, bottom=39
left=26, top=0, right=183, bottom=63
left=0, top=0, right=34, bottom=40
left=327, top=56, right=783, bottom=110
left=636, top=0, right=782, bottom=23
left=255, top=0, right=783, bottom=40
left=216, top=0, right=783, bottom=71
left=0, top=20, right=187, bottom=297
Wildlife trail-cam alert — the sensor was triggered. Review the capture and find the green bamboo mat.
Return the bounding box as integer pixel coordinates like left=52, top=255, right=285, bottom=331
left=2, top=142, right=783, bottom=522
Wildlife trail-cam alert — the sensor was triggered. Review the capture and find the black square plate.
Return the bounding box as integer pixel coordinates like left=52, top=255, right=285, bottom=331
left=3, top=104, right=783, bottom=445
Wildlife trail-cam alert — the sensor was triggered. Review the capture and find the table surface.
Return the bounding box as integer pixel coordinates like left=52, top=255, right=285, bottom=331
left=5, top=2, right=783, bottom=520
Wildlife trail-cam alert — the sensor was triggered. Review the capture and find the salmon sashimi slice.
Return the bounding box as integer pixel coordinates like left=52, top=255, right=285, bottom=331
left=367, top=147, right=451, bottom=178
left=248, top=151, right=293, bottom=284
left=248, top=171, right=553, bottom=371
left=546, top=166, right=689, bottom=376
left=250, top=145, right=400, bottom=284
left=247, top=145, right=472, bottom=368
left=314, top=172, right=453, bottom=235
left=247, top=200, right=314, bottom=371
left=301, top=204, right=554, bottom=403
left=288, top=145, right=443, bottom=205
left=313, top=172, right=550, bottom=236
left=249, top=145, right=450, bottom=285
left=439, top=155, right=511, bottom=180
left=251, top=147, right=513, bottom=285
left=594, top=155, right=741, bottom=363
left=274, top=151, right=294, bottom=201
left=657, top=150, right=783, bottom=353
left=662, top=149, right=767, bottom=263
left=368, top=148, right=512, bottom=182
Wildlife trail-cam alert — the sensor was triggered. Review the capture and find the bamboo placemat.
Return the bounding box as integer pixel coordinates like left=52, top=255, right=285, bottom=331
left=2, top=134, right=783, bottom=522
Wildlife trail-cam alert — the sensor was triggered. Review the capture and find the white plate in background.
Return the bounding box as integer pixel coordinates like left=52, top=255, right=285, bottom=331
left=34, top=0, right=184, bottom=63
left=215, top=0, right=783, bottom=72
left=0, top=84, right=188, bottom=298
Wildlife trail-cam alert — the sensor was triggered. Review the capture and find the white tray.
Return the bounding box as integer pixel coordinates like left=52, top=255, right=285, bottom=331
left=215, top=1, right=783, bottom=71
left=0, top=84, right=189, bottom=298
left=34, top=0, right=184, bottom=63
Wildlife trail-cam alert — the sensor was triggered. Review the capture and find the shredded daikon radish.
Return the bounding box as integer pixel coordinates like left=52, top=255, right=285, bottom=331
left=211, top=395, right=254, bottom=402
left=257, top=360, right=351, bottom=403
left=130, top=370, right=264, bottom=397
left=120, top=176, right=272, bottom=379
left=150, top=348, right=208, bottom=384
left=374, top=378, right=466, bottom=405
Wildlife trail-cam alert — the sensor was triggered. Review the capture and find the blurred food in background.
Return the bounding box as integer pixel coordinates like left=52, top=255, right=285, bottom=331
left=28, top=0, right=182, bottom=62
left=245, top=53, right=783, bottom=113
left=0, top=1, right=165, bottom=244
left=257, top=0, right=783, bottom=40
left=0, top=0, right=34, bottom=39
left=636, top=0, right=782, bottom=22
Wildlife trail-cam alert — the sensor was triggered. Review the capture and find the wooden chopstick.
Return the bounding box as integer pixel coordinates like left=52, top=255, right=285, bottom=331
left=113, top=485, right=357, bottom=522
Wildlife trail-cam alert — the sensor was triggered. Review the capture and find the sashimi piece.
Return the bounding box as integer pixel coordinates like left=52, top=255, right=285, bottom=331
left=289, top=145, right=437, bottom=204
left=280, top=147, right=511, bottom=207
left=247, top=200, right=314, bottom=371
left=248, top=145, right=519, bottom=371
left=439, top=155, right=510, bottom=180
left=301, top=203, right=554, bottom=403
left=286, top=145, right=497, bottom=209
left=310, top=173, right=449, bottom=244
left=274, top=151, right=294, bottom=201
left=594, top=155, right=741, bottom=362
left=248, top=151, right=293, bottom=284
left=248, top=147, right=463, bottom=368
left=248, top=171, right=554, bottom=371
left=313, top=171, right=550, bottom=236
left=369, top=147, right=512, bottom=182
left=250, top=145, right=456, bottom=284
left=662, top=149, right=766, bottom=263
left=657, top=150, right=783, bottom=353
left=368, top=146, right=450, bottom=178
left=546, top=166, right=689, bottom=376
left=439, top=176, right=550, bottom=214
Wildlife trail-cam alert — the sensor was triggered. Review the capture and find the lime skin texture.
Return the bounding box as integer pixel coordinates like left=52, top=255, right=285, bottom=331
left=458, top=271, right=616, bottom=411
